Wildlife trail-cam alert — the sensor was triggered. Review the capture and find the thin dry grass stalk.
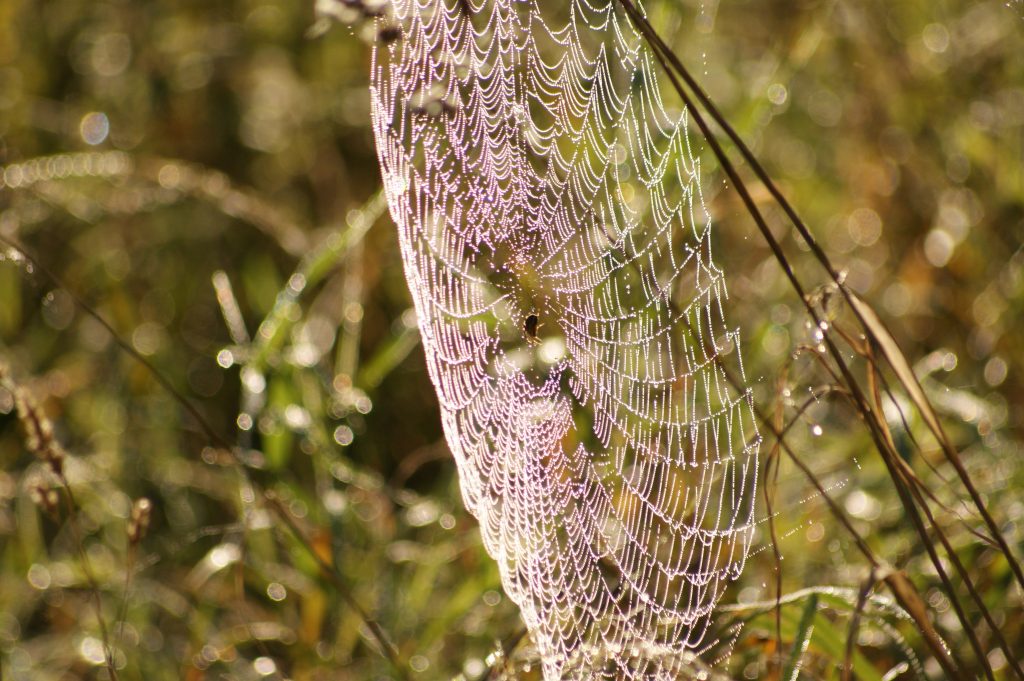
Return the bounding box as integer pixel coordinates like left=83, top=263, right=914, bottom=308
left=615, top=1, right=1020, bottom=677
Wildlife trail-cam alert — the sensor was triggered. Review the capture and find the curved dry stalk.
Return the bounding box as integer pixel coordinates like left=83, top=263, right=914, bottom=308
left=843, top=568, right=879, bottom=681
left=614, top=3, right=1020, bottom=677
left=616, top=0, right=1024, bottom=603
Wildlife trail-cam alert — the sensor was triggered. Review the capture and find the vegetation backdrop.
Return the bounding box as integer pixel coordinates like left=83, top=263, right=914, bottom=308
left=0, top=0, right=1021, bottom=679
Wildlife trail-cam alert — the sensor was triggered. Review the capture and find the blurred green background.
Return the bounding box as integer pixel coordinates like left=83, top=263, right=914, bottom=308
left=0, top=0, right=1021, bottom=679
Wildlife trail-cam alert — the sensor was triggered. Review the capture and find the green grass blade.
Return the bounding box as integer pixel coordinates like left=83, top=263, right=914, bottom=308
left=782, top=593, right=818, bottom=681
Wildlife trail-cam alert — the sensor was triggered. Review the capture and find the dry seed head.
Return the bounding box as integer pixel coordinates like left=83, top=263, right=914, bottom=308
left=30, top=482, right=60, bottom=518
left=128, top=497, right=153, bottom=544
left=13, top=391, right=65, bottom=475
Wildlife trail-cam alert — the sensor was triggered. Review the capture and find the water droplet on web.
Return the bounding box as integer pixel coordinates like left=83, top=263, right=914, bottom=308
left=811, top=424, right=823, bottom=437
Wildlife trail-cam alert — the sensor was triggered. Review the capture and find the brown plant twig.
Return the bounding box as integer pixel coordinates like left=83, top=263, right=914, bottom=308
left=850, top=294, right=1024, bottom=593
left=612, top=3, right=1021, bottom=677
left=764, top=369, right=786, bottom=676
left=669, top=303, right=963, bottom=678
left=615, top=0, right=1024, bottom=602
left=866, top=351, right=1021, bottom=679
left=843, top=568, right=879, bottom=681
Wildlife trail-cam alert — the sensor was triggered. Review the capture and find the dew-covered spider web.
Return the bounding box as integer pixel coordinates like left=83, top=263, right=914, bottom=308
left=368, top=0, right=760, bottom=676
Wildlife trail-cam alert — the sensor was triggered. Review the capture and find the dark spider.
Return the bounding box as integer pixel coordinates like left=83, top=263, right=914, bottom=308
left=523, top=314, right=541, bottom=345
left=378, top=25, right=402, bottom=43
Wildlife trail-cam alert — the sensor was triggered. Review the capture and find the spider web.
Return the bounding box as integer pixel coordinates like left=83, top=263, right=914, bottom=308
left=369, top=0, right=760, bottom=676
